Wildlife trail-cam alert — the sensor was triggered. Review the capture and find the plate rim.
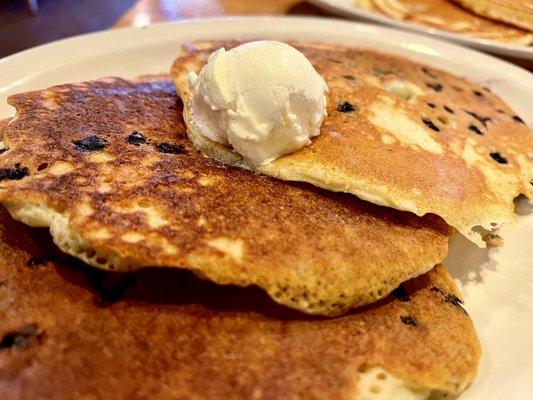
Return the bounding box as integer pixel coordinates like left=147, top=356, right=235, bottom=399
left=1, top=16, right=532, bottom=89
left=309, top=0, right=533, bottom=59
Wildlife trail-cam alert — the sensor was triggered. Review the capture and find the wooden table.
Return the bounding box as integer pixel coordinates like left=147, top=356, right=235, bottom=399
left=113, top=0, right=325, bottom=28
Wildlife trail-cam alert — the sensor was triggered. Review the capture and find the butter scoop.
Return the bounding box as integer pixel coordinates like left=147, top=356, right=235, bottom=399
left=188, top=40, right=328, bottom=166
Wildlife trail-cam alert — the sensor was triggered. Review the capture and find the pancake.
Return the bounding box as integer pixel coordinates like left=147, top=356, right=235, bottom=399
left=355, top=0, right=533, bottom=44
left=452, top=0, right=533, bottom=32
left=171, top=41, right=533, bottom=247
left=0, top=119, right=7, bottom=149
left=0, top=77, right=451, bottom=316
left=0, top=206, right=481, bottom=399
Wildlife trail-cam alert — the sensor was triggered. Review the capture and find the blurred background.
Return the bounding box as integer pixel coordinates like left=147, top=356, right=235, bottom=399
left=0, top=0, right=323, bottom=58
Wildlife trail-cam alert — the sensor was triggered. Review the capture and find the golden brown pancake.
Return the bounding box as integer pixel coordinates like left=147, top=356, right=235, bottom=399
left=0, top=206, right=480, bottom=399
left=356, top=0, right=533, bottom=44
left=171, top=41, right=533, bottom=247
left=0, top=77, right=451, bottom=316
left=0, top=119, right=7, bottom=149
left=452, top=0, right=533, bottom=32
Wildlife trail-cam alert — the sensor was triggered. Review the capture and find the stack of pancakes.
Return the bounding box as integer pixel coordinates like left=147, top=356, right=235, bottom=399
left=354, top=0, right=533, bottom=45
left=1, top=40, right=531, bottom=399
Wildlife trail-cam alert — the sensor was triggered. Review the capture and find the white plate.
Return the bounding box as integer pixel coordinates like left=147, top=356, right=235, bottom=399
left=310, top=0, right=533, bottom=62
left=0, top=17, right=531, bottom=399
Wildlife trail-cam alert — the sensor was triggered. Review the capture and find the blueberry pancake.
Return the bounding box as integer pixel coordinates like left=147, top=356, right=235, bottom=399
left=0, top=78, right=451, bottom=316
left=171, top=40, right=533, bottom=247
left=0, top=206, right=480, bottom=400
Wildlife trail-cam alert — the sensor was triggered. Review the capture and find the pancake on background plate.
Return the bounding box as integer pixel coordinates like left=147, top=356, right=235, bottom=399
left=355, top=0, right=533, bottom=44
left=0, top=206, right=480, bottom=399
left=172, top=40, right=533, bottom=247
left=452, top=0, right=533, bottom=32
left=0, top=78, right=451, bottom=316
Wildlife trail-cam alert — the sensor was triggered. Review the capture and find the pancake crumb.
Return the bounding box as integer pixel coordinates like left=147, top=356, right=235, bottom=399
left=483, top=232, right=504, bottom=247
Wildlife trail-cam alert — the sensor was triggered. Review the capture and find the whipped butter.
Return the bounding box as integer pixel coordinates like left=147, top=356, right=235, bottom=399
left=188, top=40, right=328, bottom=166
